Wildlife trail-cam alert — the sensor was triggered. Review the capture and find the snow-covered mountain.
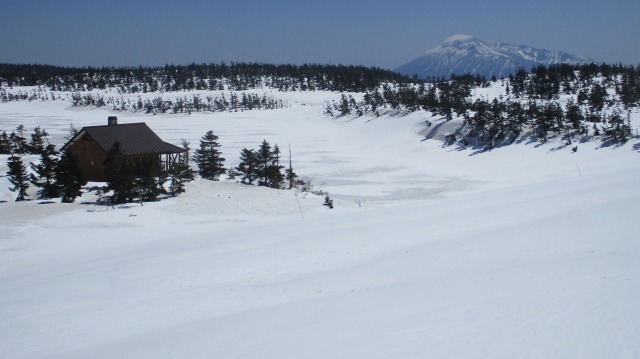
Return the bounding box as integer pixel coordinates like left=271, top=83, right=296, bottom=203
left=396, top=34, right=593, bottom=79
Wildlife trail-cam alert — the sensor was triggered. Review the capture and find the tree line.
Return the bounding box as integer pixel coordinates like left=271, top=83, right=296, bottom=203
left=1, top=125, right=51, bottom=155
left=327, top=63, right=639, bottom=147
left=0, top=62, right=410, bottom=94
left=1, top=88, right=288, bottom=114
left=71, top=92, right=287, bottom=114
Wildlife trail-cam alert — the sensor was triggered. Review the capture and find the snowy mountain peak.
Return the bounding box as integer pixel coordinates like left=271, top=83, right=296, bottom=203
left=442, top=34, right=476, bottom=44
left=396, top=35, right=593, bottom=79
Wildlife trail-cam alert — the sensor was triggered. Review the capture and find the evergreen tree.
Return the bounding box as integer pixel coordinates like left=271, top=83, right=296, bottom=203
left=0, top=131, right=11, bottom=154
left=237, top=140, right=287, bottom=188
left=506, top=101, right=525, bottom=137
left=65, top=123, right=79, bottom=141
left=285, top=145, right=297, bottom=190
left=265, top=144, right=284, bottom=188
left=6, top=153, right=30, bottom=201
left=265, top=163, right=284, bottom=189
left=606, top=109, right=632, bottom=142
left=255, top=139, right=273, bottom=186
left=168, top=139, right=195, bottom=196
left=10, top=125, right=28, bottom=154
left=236, top=147, right=258, bottom=184
left=54, top=148, right=87, bottom=203
left=193, top=130, right=225, bottom=180
left=619, top=69, right=640, bottom=108
left=589, top=84, right=607, bottom=112
left=103, top=142, right=136, bottom=204
left=338, top=94, right=351, bottom=116
left=134, top=154, right=163, bottom=201
left=30, top=144, right=59, bottom=199
left=168, top=160, right=195, bottom=196
left=28, top=126, right=48, bottom=155
left=469, top=99, right=489, bottom=140
left=564, top=98, right=584, bottom=130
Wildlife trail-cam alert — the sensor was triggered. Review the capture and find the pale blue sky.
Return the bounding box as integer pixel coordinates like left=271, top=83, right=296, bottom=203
left=1, top=0, right=638, bottom=69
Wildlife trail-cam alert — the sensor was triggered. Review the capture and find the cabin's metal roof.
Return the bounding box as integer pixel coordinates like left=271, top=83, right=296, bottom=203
left=62, top=123, right=185, bottom=155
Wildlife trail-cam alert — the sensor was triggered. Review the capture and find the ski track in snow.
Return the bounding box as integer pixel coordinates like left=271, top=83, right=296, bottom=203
left=1, top=88, right=639, bottom=359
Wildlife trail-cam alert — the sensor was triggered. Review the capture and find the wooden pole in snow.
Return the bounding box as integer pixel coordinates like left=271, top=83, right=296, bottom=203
left=288, top=144, right=294, bottom=190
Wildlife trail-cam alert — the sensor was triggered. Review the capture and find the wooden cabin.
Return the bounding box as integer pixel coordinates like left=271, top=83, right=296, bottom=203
left=61, top=116, right=186, bottom=181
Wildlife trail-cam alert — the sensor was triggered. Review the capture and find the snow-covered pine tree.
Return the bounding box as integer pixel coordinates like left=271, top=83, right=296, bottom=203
left=7, top=153, right=30, bottom=201
left=193, top=130, right=225, bottom=180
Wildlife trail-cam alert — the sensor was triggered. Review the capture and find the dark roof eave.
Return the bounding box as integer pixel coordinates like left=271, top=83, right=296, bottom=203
left=60, top=122, right=186, bottom=155
left=59, top=128, right=88, bottom=152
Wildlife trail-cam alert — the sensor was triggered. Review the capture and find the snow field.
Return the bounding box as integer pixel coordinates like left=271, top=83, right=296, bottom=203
left=1, top=89, right=639, bottom=358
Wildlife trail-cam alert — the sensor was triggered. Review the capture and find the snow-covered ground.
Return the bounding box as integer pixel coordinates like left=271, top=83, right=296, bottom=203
left=1, top=88, right=639, bottom=358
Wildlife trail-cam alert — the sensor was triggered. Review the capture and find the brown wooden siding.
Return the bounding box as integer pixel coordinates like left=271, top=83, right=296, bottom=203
left=68, top=140, right=172, bottom=182
left=69, top=139, right=108, bottom=181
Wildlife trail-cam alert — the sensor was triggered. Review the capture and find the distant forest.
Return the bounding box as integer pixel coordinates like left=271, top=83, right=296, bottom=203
left=2, top=61, right=639, bottom=147
left=0, top=62, right=410, bottom=93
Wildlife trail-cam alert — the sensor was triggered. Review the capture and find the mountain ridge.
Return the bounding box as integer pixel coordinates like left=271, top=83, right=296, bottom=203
left=396, top=34, right=593, bottom=79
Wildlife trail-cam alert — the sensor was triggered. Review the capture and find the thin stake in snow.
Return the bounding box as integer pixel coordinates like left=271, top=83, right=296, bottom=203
left=295, top=193, right=304, bottom=219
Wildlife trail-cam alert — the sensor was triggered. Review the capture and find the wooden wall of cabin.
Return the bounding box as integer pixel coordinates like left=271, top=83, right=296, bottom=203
left=69, top=139, right=108, bottom=181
